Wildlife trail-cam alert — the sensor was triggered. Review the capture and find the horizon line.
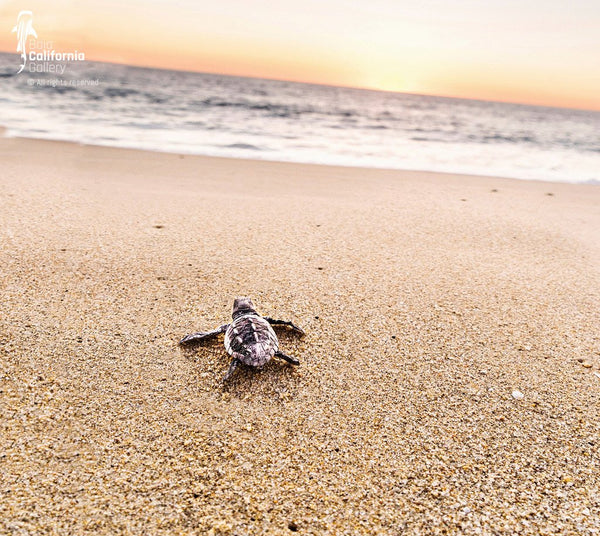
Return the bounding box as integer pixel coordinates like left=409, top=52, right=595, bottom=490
left=0, top=49, right=598, bottom=114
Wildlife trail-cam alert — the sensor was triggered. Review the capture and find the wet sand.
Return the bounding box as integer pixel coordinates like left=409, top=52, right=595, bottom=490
left=1, top=137, right=599, bottom=534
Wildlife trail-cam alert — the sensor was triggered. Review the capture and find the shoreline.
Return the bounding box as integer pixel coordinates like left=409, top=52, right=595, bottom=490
left=1, top=132, right=598, bottom=187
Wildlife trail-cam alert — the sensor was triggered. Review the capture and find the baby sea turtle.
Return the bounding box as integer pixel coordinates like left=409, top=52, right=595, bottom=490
left=180, top=297, right=304, bottom=381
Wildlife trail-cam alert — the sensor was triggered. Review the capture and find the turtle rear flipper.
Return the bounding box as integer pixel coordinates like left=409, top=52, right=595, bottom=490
left=275, top=350, right=300, bottom=366
left=223, top=355, right=242, bottom=382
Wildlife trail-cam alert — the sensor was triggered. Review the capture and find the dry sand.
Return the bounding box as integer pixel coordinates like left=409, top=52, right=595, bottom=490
left=1, top=137, right=599, bottom=535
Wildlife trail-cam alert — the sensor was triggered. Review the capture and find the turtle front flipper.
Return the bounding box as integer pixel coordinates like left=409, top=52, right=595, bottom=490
left=263, top=317, right=305, bottom=336
left=274, top=350, right=300, bottom=366
left=179, top=324, right=229, bottom=345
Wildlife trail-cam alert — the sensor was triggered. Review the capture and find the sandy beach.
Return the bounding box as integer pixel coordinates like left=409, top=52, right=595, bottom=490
left=1, top=137, right=599, bottom=535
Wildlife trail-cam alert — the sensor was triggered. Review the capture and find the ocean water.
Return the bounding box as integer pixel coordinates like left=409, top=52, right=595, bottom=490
left=1, top=52, right=599, bottom=183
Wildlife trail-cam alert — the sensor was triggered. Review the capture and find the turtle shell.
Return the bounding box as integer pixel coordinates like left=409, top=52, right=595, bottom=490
left=224, top=313, right=279, bottom=367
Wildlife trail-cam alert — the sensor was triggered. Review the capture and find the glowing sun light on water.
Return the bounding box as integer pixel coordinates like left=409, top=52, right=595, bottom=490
left=359, top=65, right=423, bottom=95
left=372, top=77, right=418, bottom=94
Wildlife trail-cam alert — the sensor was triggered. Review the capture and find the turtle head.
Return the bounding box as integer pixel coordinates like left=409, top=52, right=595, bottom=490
left=232, top=296, right=256, bottom=319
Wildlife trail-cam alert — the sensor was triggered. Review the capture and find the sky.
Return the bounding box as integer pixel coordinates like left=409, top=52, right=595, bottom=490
left=1, top=0, right=599, bottom=110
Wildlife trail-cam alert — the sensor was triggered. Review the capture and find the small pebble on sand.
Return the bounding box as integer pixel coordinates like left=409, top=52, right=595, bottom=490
left=512, top=390, right=524, bottom=400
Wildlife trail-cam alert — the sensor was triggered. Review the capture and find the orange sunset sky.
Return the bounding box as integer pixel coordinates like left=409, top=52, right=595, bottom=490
left=1, top=0, right=599, bottom=111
